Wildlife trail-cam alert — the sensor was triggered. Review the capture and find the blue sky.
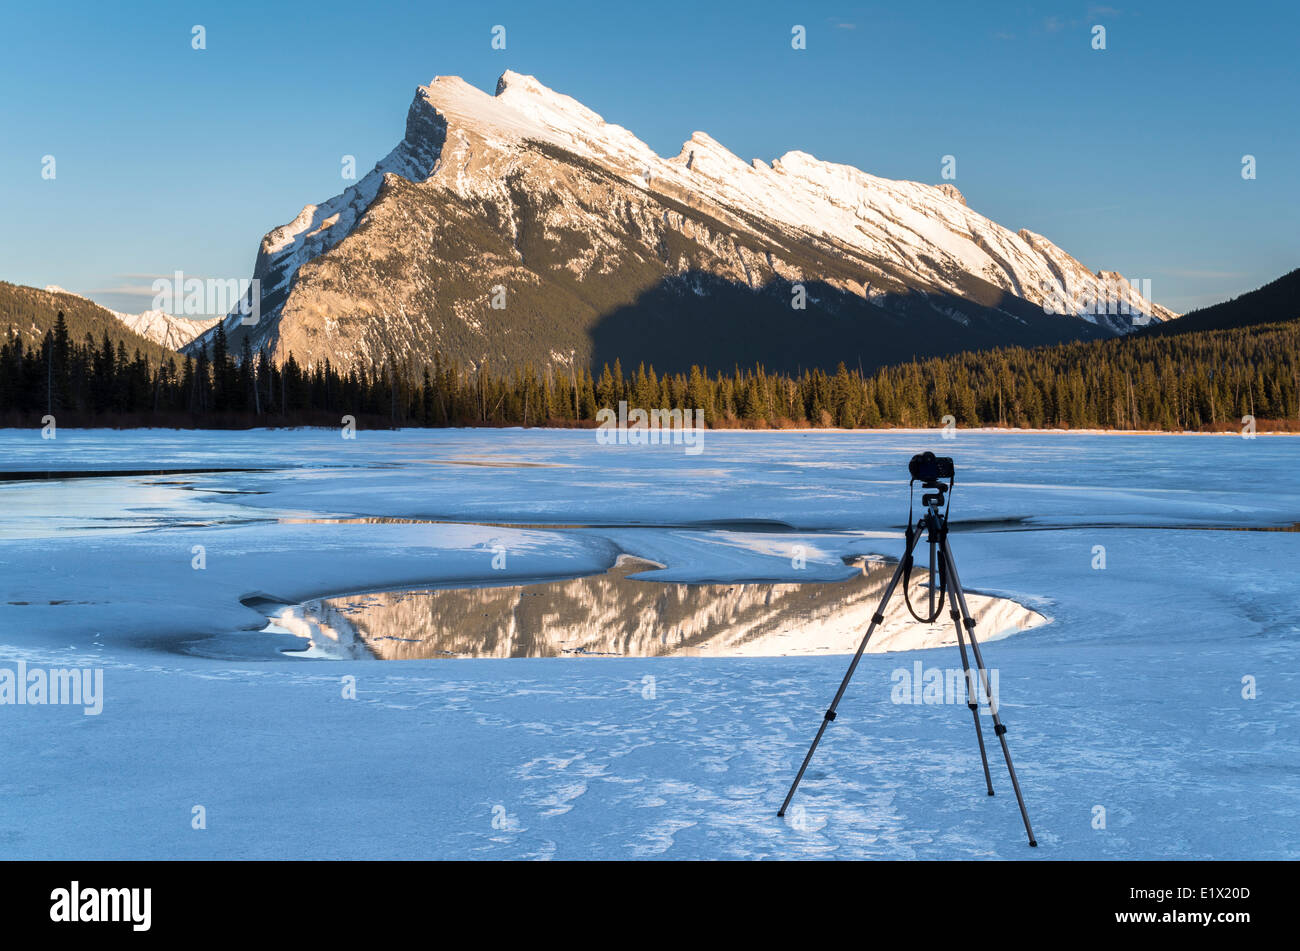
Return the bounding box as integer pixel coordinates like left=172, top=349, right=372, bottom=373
left=1, top=0, right=1295, bottom=315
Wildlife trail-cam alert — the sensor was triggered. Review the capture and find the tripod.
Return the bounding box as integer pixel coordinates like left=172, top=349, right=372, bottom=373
left=777, top=473, right=1037, bottom=847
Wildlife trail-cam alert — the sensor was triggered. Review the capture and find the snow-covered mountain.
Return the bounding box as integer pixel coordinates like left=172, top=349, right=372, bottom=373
left=43, top=287, right=216, bottom=351
left=189, top=72, right=1175, bottom=373
left=110, top=308, right=218, bottom=351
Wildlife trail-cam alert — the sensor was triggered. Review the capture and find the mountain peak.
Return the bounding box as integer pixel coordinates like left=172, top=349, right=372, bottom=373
left=193, top=71, right=1176, bottom=369
left=934, top=183, right=967, bottom=206
left=494, top=69, right=545, bottom=97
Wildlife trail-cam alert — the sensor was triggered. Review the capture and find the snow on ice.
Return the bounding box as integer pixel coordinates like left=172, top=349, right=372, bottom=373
left=0, top=428, right=1296, bottom=858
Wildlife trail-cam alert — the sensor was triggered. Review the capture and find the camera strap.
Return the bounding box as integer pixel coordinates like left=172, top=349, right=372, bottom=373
left=901, top=478, right=948, bottom=624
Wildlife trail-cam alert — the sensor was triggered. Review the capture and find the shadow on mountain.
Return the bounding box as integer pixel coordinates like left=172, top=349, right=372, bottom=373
left=587, top=272, right=1113, bottom=375
left=1137, top=267, right=1300, bottom=338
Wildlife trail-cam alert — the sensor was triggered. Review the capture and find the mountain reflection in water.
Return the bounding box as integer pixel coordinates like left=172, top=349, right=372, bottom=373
left=296, top=557, right=1044, bottom=659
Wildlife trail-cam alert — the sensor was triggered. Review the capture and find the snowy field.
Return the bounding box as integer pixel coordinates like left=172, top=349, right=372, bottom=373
left=0, top=427, right=1297, bottom=859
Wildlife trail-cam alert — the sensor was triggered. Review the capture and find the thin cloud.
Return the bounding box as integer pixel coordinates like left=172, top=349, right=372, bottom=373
left=115, top=271, right=213, bottom=281
left=1040, top=7, right=1121, bottom=35
left=88, top=285, right=159, bottom=298
left=90, top=272, right=215, bottom=298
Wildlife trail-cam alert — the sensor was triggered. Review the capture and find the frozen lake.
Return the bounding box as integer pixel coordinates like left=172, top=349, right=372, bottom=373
left=0, top=427, right=1296, bottom=858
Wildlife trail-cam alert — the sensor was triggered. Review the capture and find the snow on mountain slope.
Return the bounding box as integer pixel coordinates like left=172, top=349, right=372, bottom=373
left=401, top=71, right=1173, bottom=325
left=111, top=308, right=218, bottom=351
left=246, top=94, right=446, bottom=322
left=189, top=71, right=1175, bottom=369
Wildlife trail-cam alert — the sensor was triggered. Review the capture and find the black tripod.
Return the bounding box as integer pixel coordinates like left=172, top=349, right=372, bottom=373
left=777, top=461, right=1037, bottom=847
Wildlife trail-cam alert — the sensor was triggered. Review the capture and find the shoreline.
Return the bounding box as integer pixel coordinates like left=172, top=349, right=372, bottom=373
left=1, top=424, right=1297, bottom=437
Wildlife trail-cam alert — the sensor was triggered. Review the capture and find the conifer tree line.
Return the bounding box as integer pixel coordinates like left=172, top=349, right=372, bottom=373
left=3, top=311, right=1298, bottom=431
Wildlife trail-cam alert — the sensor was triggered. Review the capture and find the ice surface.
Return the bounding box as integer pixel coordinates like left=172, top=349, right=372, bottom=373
left=0, top=428, right=1296, bottom=858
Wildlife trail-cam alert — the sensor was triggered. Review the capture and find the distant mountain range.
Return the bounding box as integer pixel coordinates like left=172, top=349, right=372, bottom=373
left=0, top=283, right=182, bottom=364
left=184, top=71, right=1174, bottom=374
left=105, top=306, right=218, bottom=351
left=27, top=285, right=215, bottom=351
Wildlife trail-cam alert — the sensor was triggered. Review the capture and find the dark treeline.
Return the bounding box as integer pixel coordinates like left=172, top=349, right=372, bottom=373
left=3, top=312, right=1298, bottom=431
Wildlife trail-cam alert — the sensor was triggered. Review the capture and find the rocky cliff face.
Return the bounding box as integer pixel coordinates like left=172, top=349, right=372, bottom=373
left=188, top=71, right=1175, bottom=374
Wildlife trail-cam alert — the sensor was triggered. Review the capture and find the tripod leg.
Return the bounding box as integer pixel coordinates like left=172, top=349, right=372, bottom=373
left=778, top=525, right=924, bottom=818
left=939, top=539, right=1038, bottom=847
left=949, top=596, right=995, bottom=797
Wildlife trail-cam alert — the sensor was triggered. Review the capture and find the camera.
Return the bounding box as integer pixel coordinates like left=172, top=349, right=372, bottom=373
left=908, top=451, right=954, bottom=483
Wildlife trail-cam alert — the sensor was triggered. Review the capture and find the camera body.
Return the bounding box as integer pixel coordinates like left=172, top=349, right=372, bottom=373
left=908, top=451, right=955, bottom=484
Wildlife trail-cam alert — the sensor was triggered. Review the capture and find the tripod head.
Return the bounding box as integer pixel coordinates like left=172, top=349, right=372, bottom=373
left=919, top=480, right=949, bottom=509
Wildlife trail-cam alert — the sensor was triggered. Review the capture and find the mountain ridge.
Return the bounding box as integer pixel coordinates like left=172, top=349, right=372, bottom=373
left=188, top=71, right=1175, bottom=374
left=1137, top=268, right=1298, bottom=337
